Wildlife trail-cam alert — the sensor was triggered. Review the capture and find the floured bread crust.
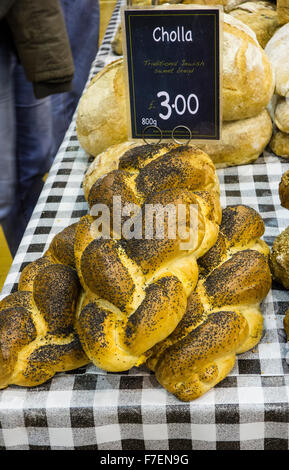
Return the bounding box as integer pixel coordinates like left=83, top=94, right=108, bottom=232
left=229, top=1, right=278, bottom=48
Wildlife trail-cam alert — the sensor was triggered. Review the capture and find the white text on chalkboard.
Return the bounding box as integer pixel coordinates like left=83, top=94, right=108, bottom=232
left=152, top=26, right=193, bottom=43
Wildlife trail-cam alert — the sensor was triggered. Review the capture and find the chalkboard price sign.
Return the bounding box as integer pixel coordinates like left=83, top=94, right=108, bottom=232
left=122, top=6, right=221, bottom=142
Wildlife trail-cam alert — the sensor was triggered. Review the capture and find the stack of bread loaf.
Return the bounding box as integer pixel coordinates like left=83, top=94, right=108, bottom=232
left=77, top=142, right=271, bottom=400
left=0, top=142, right=272, bottom=400
left=265, top=23, right=289, bottom=158
left=77, top=13, right=274, bottom=167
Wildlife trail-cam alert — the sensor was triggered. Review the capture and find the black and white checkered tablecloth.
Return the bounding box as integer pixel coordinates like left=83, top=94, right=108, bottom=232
left=1, top=0, right=289, bottom=450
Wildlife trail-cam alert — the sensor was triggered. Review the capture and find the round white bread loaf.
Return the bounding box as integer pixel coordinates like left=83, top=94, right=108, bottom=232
left=265, top=23, right=289, bottom=97
left=76, top=59, right=127, bottom=159
left=229, top=1, right=278, bottom=48
left=222, top=14, right=274, bottom=120
left=147, top=205, right=271, bottom=401
left=197, top=109, right=272, bottom=167
left=77, top=15, right=273, bottom=157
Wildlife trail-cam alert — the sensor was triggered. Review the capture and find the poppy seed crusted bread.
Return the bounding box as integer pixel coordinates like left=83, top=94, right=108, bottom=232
left=147, top=205, right=271, bottom=401
left=75, top=143, right=222, bottom=372
left=0, top=223, right=89, bottom=389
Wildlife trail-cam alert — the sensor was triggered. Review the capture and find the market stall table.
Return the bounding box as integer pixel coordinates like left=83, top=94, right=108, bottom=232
left=1, top=0, right=289, bottom=450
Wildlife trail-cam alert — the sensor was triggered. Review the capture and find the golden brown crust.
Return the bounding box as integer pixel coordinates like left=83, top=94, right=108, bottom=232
left=270, top=129, right=289, bottom=158
left=75, top=143, right=222, bottom=372
left=274, top=97, right=289, bottom=134
left=279, top=169, right=289, bottom=210
left=269, top=225, right=289, bottom=289
left=197, top=110, right=272, bottom=168
left=155, top=311, right=248, bottom=401
left=147, top=204, right=271, bottom=401
left=0, top=223, right=89, bottom=389
left=277, top=0, right=289, bottom=25
left=229, top=1, right=278, bottom=48
left=76, top=59, right=127, bottom=157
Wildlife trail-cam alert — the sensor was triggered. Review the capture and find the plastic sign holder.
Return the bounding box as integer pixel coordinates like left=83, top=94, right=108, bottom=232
left=122, top=2, right=223, bottom=144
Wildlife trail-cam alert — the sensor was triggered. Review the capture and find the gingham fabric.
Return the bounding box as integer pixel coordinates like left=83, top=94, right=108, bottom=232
left=1, top=0, right=289, bottom=450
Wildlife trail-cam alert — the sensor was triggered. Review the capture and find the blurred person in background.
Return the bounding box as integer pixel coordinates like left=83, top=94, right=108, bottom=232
left=0, top=0, right=74, bottom=257
left=51, top=0, right=100, bottom=155
left=0, top=0, right=100, bottom=258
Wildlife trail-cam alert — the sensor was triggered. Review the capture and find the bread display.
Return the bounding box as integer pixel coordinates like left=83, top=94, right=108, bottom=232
left=229, top=1, right=278, bottom=48
left=270, top=225, right=289, bottom=289
left=75, top=143, right=222, bottom=372
left=77, top=14, right=274, bottom=161
left=147, top=205, right=271, bottom=401
left=0, top=223, right=88, bottom=389
left=277, top=0, right=289, bottom=25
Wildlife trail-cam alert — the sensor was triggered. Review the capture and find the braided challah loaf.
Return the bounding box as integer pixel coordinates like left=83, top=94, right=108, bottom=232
left=147, top=205, right=271, bottom=401
left=0, top=223, right=88, bottom=389
left=75, top=143, right=222, bottom=371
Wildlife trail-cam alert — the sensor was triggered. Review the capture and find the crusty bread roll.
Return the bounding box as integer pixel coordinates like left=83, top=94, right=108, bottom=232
left=0, top=223, right=89, bottom=389
left=279, top=168, right=289, bottom=209
left=76, top=59, right=127, bottom=159
left=222, top=14, right=274, bottom=120
left=229, top=1, right=278, bottom=48
left=270, top=128, right=289, bottom=157
left=77, top=14, right=274, bottom=157
left=274, top=97, right=289, bottom=133
left=197, top=109, right=272, bottom=167
left=75, top=143, right=222, bottom=372
left=277, top=0, right=289, bottom=25
left=265, top=23, right=289, bottom=97
left=147, top=205, right=271, bottom=401
left=270, top=225, right=289, bottom=289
